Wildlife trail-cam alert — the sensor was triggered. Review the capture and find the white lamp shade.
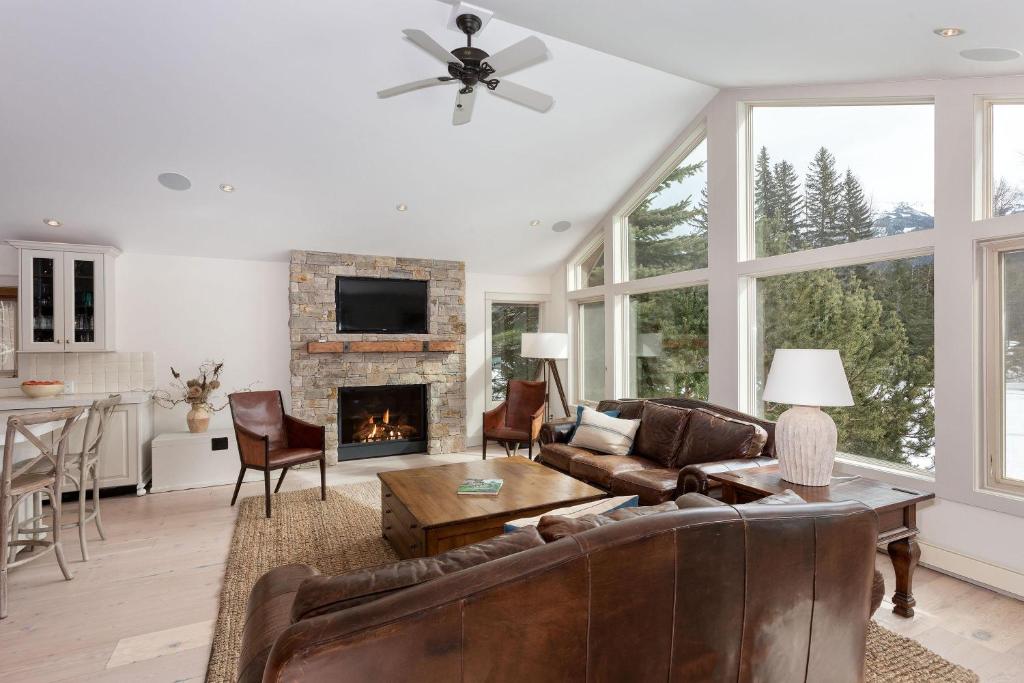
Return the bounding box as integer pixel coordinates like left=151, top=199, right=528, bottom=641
left=636, top=333, right=663, bottom=358
left=520, top=332, right=569, bottom=360
left=762, top=349, right=853, bottom=407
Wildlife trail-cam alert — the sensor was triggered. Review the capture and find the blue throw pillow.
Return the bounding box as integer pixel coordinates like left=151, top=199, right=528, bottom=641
left=567, top=404, right=620, bottom=440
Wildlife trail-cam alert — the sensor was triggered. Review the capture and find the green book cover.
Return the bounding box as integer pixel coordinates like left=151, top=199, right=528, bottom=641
left=457, top=478, right=503, bottom=495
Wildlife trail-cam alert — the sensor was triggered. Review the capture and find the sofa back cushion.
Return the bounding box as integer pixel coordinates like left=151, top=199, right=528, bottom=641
left=568, top=407, right=641, bottom=455
left=289, top=526, right=544, bottom=622
left=536, top=501, right=679, bottom=542
left=676, top=407, right=768, bottom=467
left=633, top=402, right=692, bottom=467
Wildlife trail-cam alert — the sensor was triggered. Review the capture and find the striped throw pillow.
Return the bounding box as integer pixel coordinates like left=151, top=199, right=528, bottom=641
left=569, top=406, right=641, bottom=455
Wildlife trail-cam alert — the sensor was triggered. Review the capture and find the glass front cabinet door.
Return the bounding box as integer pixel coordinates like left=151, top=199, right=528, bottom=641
left=17, top=245, right=116, bottom=352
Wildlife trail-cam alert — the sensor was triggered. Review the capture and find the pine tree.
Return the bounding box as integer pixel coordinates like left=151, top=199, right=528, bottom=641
left=628, top=161, right=707, bottom=277
left=754, top=146, right=776, bottom=220
left=840, top=169, right=875, bottom=243
left=803, top=147, right=843, bottom=248
left=773, top=160, right=803, bottom=253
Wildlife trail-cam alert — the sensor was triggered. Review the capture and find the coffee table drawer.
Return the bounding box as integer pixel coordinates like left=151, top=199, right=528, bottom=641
left=382, top=483, right=425, bottom=559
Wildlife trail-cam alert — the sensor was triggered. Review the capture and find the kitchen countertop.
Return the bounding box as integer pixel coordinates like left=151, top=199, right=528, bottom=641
left=0, top=391, right=153, bottom=411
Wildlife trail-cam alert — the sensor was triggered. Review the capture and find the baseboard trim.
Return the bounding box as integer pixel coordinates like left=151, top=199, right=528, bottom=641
left=917, top=539, right=1024, bottom=600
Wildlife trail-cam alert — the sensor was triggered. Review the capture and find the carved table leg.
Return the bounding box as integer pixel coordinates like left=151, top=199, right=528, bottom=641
left=888, top=536, right=921, bottom=617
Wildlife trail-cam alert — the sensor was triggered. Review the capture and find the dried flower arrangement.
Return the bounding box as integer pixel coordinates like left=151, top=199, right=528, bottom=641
left=153, top=360, right=231, bottom=432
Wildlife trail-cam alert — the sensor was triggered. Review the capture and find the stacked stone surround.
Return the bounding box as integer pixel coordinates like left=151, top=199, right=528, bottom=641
left=289, top=250, right=466, bottom=464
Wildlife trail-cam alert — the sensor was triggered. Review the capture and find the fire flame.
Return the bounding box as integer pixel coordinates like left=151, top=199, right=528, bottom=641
left=353, top=408, right=415, bottom=443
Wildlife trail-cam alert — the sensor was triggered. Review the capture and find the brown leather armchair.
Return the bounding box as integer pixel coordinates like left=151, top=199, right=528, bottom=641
left=482, top=379, right=547, bottom=460
left=228, top=390, right=326, bottom=517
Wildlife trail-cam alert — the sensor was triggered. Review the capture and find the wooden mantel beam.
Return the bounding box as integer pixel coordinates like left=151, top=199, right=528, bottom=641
left=306, top=340, right=461, bottom=354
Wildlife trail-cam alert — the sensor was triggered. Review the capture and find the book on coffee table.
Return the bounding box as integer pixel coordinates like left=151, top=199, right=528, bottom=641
left=457, top=478, right=503, bottom=495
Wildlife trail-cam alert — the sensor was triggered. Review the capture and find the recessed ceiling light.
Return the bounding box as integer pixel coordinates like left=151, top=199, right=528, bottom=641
left=960, top=47, right=1022, bottom=62
left=157, top=172, right=192, bottom=191
left=395, top=203, right=408, bottom=212
left=552, top=220, right=572, bottom=233
left=933, top=27, right=965, bottom=38
left=219, top=183, right=235, bottom=193
left=529, top=219, right=541, bottom=227
left=43, top=218, right=62, bottom=227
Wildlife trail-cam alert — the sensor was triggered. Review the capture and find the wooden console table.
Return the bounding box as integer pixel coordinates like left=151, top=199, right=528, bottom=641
left=709, top=465, right=935, bottom=618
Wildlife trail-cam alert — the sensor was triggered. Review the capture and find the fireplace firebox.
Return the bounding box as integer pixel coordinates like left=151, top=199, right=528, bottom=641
left=338, top=384, right=428, bottom=461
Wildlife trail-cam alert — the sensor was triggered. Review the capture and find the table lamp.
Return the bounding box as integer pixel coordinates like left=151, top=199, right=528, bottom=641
left=521, top=332, right=570, bottom=420
left=762, top=348, right=853, bottom=486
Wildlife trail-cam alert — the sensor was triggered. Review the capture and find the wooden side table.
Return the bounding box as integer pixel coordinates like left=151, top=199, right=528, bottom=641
left=709, top=464, right=935, bottom=618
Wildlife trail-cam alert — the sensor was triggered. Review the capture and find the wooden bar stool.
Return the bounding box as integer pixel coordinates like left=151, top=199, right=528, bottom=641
left=1, top=407, right=84, bottom=620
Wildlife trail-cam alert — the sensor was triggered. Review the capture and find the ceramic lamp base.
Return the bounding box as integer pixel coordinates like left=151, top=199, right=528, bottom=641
left=776, top=405, right=837, bottom=487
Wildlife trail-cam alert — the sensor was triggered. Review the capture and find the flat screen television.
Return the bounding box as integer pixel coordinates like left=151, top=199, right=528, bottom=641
left=335, top=276, right=429, bottom=334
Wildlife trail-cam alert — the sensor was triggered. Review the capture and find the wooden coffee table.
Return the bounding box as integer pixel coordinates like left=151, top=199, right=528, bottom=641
left=709, top=464, right=935, bottom=618
left=378, top=456, right=606, bottom=559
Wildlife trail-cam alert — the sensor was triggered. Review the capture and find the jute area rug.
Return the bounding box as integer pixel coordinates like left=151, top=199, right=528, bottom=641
left=206, top=482, right=978, bottom=683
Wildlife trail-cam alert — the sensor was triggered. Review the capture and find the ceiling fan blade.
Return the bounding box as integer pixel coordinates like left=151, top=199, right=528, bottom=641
left=402, top=29, right=462, bottom=65
left=483, top=36, right=548, bottom=77
left=377, top=77, right=452, bottom=99
left=452, top=88, right=477, bottom=126
left=490, top=80, right=554, bottom=113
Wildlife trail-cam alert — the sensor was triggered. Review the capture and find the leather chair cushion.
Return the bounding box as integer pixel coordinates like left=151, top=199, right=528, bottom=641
left=633, top=402, right=692, bottom=467
left=230, top=390, right=288, bottom=451
left=676, top=407, right=769, bottom=467
left=484, top=425, right=531, bottom=442
left=239, top=563, right=320, bottom=683
left=536, top=501, right=678, bottom=542
left=608, top=467, right=682, bottom=505
left=290, top=527, right=545, bottom=622
left=267, top=447, right=323, bottom=468
left=569, top=453, right=654, bottom=488
left=504, top=380, right=547, bottom=431
left=539, top=443, right=594, bottom=472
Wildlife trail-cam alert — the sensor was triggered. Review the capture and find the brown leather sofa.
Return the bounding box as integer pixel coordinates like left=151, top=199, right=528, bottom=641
left=239, top=497, right=879, bottom=682
left=538, top=397, right=778, bottom=504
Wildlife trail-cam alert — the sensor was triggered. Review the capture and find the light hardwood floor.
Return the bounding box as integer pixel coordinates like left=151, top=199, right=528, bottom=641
left=1, top=449, right=1022, bottom=682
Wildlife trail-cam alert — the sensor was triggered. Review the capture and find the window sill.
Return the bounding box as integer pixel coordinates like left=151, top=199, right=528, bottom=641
left=834, top=452, right=936, bottom=491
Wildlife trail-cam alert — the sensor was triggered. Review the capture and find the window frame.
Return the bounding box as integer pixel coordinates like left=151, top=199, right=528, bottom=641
left=617, top=122, right=709, bottom=283
left=0, top=285, right=17, bottom=379
left=738, top=97, right=938, bottom=479
left=977, top=97, right=1024, bottom=221
left=979, top=235, right=1024, bottom=498
left=484, top=292, right=547, bottom=409
left=569, top=233, right=605, bottom=292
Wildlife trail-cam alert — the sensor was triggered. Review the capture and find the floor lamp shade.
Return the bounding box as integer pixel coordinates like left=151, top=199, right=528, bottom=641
left=763, top=349, right=853, bottom=486
left=520, top=333, right=569, bottom=360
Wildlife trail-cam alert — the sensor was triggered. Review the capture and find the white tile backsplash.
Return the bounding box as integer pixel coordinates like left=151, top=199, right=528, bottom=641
left=18, top=351, right=155, bottom=393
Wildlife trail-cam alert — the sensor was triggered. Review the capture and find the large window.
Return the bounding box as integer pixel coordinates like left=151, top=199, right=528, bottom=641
left=629, top=286, right=709, bottom=399
left=625, top=137, right=707, bottom=279
left=577, top=241, right=605, bottom=288
left=578, top=300, right=605, bottom=402
left=755, top=256, right=935, bottom=471
left=750, top=104, right=934, bottom=257
left=982, top=238, right=1024, bottom=492
left=489, top=301, right=541, bottom=402
left=990, top=102, right=1024, bottom=217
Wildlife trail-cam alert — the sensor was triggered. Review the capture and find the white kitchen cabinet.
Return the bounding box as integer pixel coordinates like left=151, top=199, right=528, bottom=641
left=9, top=241, right=120, bottom=352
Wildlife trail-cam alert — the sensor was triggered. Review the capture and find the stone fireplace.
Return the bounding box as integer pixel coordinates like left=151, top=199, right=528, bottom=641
left=289, top=251, right=466, bottom=464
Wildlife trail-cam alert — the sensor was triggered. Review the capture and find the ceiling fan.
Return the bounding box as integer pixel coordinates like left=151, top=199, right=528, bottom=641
left=377, top=13, right=554, bottom=125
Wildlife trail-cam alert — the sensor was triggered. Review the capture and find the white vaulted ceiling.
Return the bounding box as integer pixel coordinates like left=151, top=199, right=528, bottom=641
left=0, top=0, right=715, bottom=273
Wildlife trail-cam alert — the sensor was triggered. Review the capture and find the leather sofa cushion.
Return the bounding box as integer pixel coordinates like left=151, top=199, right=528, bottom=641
left=615, top=400, right=645, bottom=420
left=239, top=563, right=320, bottom=683
left=753, top=488, right=806, bottom=505
left=569, top=454, right=654, bottom=488
left=609, top=467, right=682, bottom=505
left=536, top=502, right=678, bottom=542
left=539, top=443, right=593, bottom=472
left=677, top=407, right=768, bottom=467
left=633, top=402, right=692, bottom=467
left=290, top=526, right=545, bottom=623
left=675, top=492, right=728, bottom=509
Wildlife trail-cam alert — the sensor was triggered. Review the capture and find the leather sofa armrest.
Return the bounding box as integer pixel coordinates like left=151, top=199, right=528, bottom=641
left=235, top=423, right=270, bottom=467
left=284, top=414, right=325, bottom=450
left=677, top=456, right=777, bottom=496
left=539, top=417, right=576, bottom=445
left=483, top=403, right=507, bottom=432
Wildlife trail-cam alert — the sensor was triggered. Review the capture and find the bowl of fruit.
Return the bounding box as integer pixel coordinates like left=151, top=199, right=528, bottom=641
left=20, top=380, right=65, bottom=398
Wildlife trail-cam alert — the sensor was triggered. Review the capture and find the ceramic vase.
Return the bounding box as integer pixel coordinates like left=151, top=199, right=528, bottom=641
left=186, top=405, right=211, bottom=433
left=775, top=405, right=837, bottom=486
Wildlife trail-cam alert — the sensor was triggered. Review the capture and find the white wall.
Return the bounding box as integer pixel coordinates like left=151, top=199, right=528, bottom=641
left=554, top=74, right=1024, bottom=595
left=465, top=271, right=553, bottom=446
left=115, top=253, right=291, bottom=435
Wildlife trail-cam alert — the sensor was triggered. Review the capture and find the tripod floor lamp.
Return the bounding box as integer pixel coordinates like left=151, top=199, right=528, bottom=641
left=521, top=332, right=570, bottom=421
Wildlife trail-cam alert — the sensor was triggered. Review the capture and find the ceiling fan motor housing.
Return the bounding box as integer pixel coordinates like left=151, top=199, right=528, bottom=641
left=449, top=16, right=496, bottom=92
